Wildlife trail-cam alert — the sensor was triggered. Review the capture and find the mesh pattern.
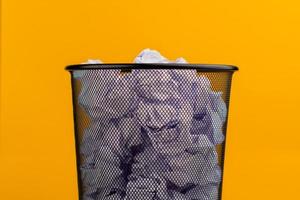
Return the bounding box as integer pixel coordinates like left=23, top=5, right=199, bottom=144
left=70, top=68, right=234, bottom=200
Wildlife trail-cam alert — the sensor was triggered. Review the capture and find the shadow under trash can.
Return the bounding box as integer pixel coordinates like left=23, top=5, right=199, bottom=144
left=66, top=63, right=238, bottom=200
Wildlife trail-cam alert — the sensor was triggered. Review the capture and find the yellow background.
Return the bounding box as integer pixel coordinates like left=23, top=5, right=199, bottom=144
left=1, top=0, right=300, bottom=199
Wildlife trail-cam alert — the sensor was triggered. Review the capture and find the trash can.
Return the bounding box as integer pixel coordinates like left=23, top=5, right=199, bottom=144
left=66, top=63, right=238, bottom=200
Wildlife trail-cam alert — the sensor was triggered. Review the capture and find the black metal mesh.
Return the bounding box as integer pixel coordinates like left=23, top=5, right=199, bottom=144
left=69, top=67, right=234, bottom=200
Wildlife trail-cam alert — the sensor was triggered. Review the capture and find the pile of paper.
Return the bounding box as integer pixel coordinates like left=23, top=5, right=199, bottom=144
left=76, top=49, right=227, bottom=200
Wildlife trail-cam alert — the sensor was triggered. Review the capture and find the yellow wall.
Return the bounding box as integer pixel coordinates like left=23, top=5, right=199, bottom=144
left=1, top=0, right=300, bottom=199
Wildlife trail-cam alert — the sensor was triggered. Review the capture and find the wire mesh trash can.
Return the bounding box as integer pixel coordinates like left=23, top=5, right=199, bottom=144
left=66, top=63, right=238, bottom=200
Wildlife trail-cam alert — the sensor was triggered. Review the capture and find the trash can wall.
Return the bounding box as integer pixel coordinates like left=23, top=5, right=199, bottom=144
left=67, top=64, right=238, bottom=200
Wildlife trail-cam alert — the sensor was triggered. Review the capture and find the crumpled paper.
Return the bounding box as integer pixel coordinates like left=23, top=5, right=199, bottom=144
left=77, top=49, right=227, bottom=200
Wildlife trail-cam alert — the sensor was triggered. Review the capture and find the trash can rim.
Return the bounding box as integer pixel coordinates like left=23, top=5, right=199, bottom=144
left=65, top=63, right=238, bottom=72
